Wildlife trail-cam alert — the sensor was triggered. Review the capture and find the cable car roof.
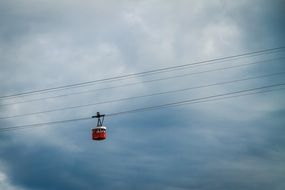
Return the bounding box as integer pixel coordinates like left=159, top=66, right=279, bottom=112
left=94, top=126, right=106, bottom=129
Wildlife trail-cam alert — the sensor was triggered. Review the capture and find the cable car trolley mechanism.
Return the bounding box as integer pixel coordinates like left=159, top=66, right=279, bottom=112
left=91, top=112, right=106, bottom=141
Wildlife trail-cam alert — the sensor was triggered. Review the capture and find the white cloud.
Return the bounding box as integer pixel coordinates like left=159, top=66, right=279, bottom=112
left=0, top=171, right=25, bottom=190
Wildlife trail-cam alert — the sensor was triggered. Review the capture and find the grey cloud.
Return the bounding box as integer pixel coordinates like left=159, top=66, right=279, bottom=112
left=1, top=108, right=285, bottom=190
left=1, top=0, right=285, bottom=190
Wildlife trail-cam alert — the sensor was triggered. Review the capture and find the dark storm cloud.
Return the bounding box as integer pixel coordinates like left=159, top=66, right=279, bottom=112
left=1, top=108, right=285, bottom=190
left=231, top=0, right=285, bottom=48
left=1, top=0, right=285, bottom=190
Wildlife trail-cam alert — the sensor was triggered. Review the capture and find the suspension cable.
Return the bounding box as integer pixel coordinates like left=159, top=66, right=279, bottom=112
left=1, top=46, right=284, bottom=100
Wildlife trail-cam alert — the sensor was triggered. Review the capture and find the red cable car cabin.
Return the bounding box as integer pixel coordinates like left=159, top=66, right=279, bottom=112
left=92, top=112, right=107, bottom=141
left=92, top=126, right=106, bottom=140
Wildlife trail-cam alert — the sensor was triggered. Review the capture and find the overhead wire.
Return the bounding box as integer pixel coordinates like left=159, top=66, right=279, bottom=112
left=0, top=117, right=91, bottom=132
left=1, top=56, right=284, bottom=106
left=1, top=71, right=285, bottom=120
left=1, top=83, right=285, bottom=132
left=1, top=46, right=285, bottom=100
left=106, top=83, right=285, bottom=117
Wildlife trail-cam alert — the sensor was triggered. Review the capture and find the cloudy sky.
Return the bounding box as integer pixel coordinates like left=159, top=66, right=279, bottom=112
left=0, top=0, right=285, bottom=189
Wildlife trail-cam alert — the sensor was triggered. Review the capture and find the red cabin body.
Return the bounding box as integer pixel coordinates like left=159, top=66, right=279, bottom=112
left=92, top=126, right=106, bottom=140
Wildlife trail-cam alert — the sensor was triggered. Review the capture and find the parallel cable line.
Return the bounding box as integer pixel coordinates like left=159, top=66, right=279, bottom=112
left=106, top=83, right=285, bottom=117
left=1, top=83, right=284, bottom=132
left=1, top=56, right=284, bottom=107
left=0, top=117, right=91, bottom=132
left=1, top=71, right=285, bottom=120
left=1, top=46, right=285, bottom=100
left=182, top=87, right=285, bottom=107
